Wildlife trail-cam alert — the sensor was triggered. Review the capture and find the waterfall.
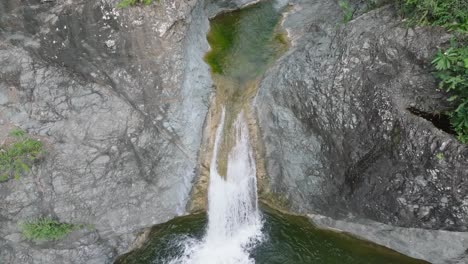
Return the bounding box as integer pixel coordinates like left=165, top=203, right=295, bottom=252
left=168, top=108, right=263, bottom=264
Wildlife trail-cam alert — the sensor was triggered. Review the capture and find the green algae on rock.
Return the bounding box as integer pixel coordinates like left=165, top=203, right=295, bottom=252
left=202, top=0, right=288, bottom=178
left=204, top=1, right=287, bottom=82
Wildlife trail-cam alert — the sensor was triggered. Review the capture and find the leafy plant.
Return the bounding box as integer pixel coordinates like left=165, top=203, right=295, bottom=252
left=117, top=0, right=152, bottom=8
left=20, top=218, right=77, bottom=241
left=0, top=129, right=43, bottom=181
left=339, top=0, right=354, bottom=23
left=398, top=0, right=468, bottom=32
left=432, top=43, right=468, bottom=143
left=450, top=101, right=468, bottom=142
left=401, top=1, right=468, bottom=142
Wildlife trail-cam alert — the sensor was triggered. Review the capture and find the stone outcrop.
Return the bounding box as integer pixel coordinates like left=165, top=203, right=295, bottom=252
left=0, top=0, right=212, bottom=262
left=309, top=213, right=468, bottom=264
left=256, top=0, right=468, bottom=232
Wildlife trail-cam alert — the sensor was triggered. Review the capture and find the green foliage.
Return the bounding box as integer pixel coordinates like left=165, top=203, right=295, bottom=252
left=339, top=0, right=354, bottom=23
left=9, top=128, right=26, bottom=138
left=432, top=43, right=468, bottom=143
left=451, top=101, right=468, bottom=142
left=365, top=0, right=378, bottom=12
left=435, top=152, right=445, bottom=160
left=398, top=0, right=468, bottom=32
left=0, top=129, right=43, bottom=181
left=0, top=174, right=9, bottom=182
left=400, top=0, right=468, bottom=142
left=20, top=218, right=76, bottom=241
left=117, top=0, right=152, bottom=8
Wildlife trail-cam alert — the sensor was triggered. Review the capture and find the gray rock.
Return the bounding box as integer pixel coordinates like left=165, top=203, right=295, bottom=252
left=256, top=2, right=468, bottom=231
left=1, top=0, right=467, bottom=263
left=309, top=213, right=468, bottom=264
left=0, top=0, right=211, bottom=262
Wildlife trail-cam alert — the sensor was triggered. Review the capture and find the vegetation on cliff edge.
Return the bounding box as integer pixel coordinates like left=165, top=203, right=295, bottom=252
left=398, top=0, right=467, bottom=32
left=432, top=43, right=468, bottom=143
left=398, top=0, right=467, bottom=143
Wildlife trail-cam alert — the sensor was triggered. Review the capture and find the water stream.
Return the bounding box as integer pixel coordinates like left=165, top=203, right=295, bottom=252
left=115, top=1, right=428, bottom=263
left=166, top=109, right=262, bottom=264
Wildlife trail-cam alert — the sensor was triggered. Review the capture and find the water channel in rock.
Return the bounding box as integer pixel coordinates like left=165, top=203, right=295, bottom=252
left=115, top=1, right=428, bottom=263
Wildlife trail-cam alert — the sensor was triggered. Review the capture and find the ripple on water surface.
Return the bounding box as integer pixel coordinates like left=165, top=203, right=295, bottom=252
left=115, top=205, right=427, bottom=264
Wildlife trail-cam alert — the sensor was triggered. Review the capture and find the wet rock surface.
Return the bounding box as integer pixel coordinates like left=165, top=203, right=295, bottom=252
left=0, top=0, right=212, bottom=262
left=256, top=1, right=468, bottom=231
left=309, top=213, right=468, bottom=264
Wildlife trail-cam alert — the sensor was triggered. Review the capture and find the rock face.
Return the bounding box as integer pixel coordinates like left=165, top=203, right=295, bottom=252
left=0, top=0, right=212, bottom=263
left=256, top=0, right=468, bottom=232
left=1, top=0, right=467, bottom=263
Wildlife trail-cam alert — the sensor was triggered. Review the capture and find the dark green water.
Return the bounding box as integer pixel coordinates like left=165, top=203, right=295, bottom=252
left=115, top=205, right=427, bottom=264
left=204, top=0, right=288, bottom=177
left=204, top=0, right=287, bottom=83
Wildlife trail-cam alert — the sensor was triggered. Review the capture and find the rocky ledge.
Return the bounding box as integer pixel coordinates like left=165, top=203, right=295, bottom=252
left=309, top=213, right=468, bottom=264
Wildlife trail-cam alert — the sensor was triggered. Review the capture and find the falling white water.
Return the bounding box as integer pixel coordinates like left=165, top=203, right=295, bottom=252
left=168, top=109, right=263, bottom=264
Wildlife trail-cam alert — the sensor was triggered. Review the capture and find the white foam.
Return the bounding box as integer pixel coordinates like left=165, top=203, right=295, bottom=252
left=167, top=109, right=263, bottom=264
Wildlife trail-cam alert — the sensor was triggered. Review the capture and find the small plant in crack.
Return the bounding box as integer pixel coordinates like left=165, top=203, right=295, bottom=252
left=0, top=128, right=44, bottom=182
left=339, top=0, right=355, bottom=23
left=20, top=218, right=78, bottom=241
left=435, top=152, right=445, bottom=160
left=117, top=0, right=153, bottom=8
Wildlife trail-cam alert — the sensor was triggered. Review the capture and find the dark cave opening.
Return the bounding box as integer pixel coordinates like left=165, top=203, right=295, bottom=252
left=407, top=107, right=456, bottom=135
